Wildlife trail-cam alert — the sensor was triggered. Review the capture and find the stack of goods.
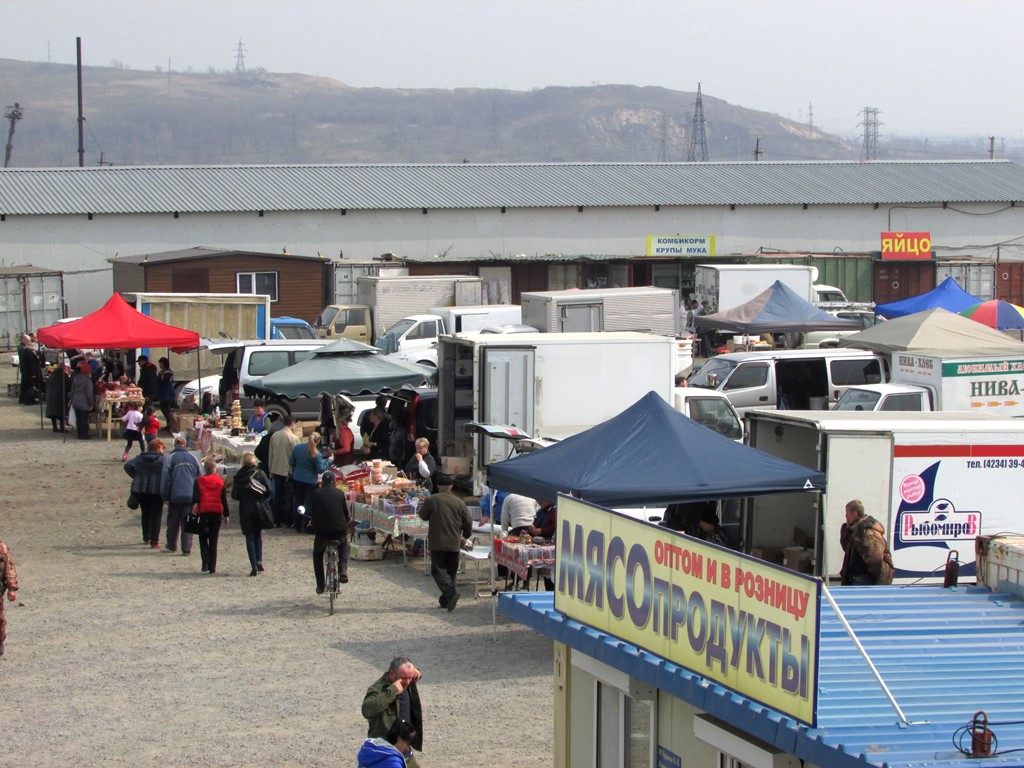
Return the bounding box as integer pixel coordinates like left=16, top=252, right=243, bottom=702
left=230, top=400, right=243, bottom=432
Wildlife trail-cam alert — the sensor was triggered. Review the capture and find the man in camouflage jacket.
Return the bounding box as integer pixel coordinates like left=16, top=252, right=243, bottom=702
left=0, top=538, right=19, bottom=655
left=840, top=499, right=894, bottom=585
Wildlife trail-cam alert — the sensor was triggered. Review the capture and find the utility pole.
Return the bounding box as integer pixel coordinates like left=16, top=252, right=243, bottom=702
left=659, top=112, right=668, bottom=162
left=859, top=107, right=881, bottom=161
left=234, top=39, right=246, bottom=74
left=753, top=135, right=763, bottom=161
left=3, top=102, right=23, bottom=168
left=686, top=83, right=709, bottom=162
left=989, top=136, right=996, bottom=159
left=807, top=102, right=814, bottom=129
left=77, top=37, right=85, bottom=168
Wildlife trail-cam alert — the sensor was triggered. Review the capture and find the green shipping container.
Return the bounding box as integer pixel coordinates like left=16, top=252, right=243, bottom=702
left=768, top=254, right=875, bottom=303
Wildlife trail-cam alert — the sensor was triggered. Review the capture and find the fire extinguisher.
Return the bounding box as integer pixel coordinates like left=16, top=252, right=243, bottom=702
left=943, top=550, right=960, bottom=588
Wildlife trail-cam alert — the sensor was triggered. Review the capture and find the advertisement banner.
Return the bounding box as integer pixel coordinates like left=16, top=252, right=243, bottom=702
left=881, top=231, right=932, bottom=260
left=892, top=434, right=1024, bottom=578
left=646, top=235, right=716, bottom=257
left=554, top=497, right=821, bottom=726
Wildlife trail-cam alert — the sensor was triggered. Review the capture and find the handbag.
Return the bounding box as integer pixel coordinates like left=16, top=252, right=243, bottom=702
left=127, top=492, right=140, bottom=510
left=254, top=498, right=276, bottom=531
left=183, top=510, right=205, bottom=535
left=248, top=474, right=269, bottom=497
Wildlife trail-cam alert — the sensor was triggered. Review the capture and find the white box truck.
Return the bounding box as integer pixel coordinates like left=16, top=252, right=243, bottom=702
left=694, top=264, right=816, bottom=312
left=833, top=351, right=1024, bottom=416
left=375, top=304, right=523, bottom=363
left=521, top=286, right=679, bottom=335
left=316, top=275, right=482, bottom=343
left=438, top=331, right=677, bottom=494
left=129, top=292, right=271, bottom=374
left=744, top=409, right=1024, bottom=583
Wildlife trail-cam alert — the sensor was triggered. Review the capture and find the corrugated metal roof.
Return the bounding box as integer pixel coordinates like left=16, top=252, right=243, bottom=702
left=1, top=161, right=1022, bottom=216
left=502, top=585, right=1024, bottom=768
left=110, top=246, right=327, bottom=265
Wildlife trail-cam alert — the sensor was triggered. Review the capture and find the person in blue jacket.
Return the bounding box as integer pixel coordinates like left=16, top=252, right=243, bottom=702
left=357, top=719, right=418, bottom=768
left=288, top=433, right=332, bottom=533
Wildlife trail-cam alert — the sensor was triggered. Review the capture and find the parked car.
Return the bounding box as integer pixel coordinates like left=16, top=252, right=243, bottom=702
left=176, top=374, right=222, bottom=410
left=782, top=309, right=882, bottom=349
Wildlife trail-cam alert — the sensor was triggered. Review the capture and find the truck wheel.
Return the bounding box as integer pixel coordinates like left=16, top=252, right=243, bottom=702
left=265, top=401, right=291, bottom=422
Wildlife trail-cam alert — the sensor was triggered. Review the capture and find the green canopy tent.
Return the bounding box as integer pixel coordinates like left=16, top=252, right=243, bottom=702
left=244, top=339, right=436, bottom=399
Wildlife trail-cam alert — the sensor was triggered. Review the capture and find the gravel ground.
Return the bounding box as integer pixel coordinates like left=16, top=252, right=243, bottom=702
left=0, top=364, right=554, bottom=768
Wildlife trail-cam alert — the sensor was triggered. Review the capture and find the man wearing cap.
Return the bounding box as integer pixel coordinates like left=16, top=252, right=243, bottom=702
left=417, top=473, right=472, bottom=612
left=136, top=354, right=159, bottom=405
left=309, top=472, right=350, bottom=593
left=696, top=508, right=728, bottom=547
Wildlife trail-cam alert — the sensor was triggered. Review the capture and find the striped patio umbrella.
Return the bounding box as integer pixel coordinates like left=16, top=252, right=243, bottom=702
left=959, top=300, right=1024, bottom=330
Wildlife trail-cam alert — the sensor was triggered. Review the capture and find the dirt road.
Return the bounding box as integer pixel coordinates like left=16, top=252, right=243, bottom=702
left=1, top=365, right=553, bottom=767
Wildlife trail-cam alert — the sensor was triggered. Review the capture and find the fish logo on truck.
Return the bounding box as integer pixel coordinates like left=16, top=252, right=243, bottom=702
left=894, top=463, right=981, bottom=552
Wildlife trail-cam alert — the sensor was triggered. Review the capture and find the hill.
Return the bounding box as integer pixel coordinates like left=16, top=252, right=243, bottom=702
left=0, top=58, right=1007, bottom=167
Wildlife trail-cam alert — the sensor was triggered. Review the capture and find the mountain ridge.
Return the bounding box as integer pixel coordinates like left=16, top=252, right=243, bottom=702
left=0, top=58, right=1005, bottom=168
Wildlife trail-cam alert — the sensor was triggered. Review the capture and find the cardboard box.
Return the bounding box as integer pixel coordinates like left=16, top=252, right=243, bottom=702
left=783, top=546, right=813, bottom=573
left=750, top=547, right=784, bottom=565
left=441, top=455, right=470, bottom=475
left=350, top=542, right=384, bottom=561
left=298, top=421, right=319, bottom=437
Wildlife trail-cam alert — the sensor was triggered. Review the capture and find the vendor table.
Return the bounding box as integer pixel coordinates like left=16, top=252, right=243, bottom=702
left=95, top=393, right=145, bottom=441
left=351, top=501, right=429, bottom=569
left=494, top=538, right=555, bottom=587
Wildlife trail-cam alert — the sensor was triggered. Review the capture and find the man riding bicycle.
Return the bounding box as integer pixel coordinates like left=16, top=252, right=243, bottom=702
left=310, top=472, right=351, bottom=594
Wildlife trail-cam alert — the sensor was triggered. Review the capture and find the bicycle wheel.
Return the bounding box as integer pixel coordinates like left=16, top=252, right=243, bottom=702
left=326, top=543, right=339, bottom=615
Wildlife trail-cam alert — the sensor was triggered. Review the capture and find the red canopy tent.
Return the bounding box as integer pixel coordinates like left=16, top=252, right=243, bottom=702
left=37, top=293, right=199, bottom=350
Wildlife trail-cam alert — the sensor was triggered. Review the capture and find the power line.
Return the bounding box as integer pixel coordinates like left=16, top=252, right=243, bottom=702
left=859, top=106, right=882, bottom=160
left=686, top=83, right=709, bottom=162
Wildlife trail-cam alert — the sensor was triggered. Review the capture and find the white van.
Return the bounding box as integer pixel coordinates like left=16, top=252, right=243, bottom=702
left=688, top=348, right=889, bottom=415
left=208, top=339, right=329, bottom=420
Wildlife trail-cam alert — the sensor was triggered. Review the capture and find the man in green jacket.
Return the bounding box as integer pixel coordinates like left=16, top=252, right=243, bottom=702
left=418, top=473, right=473, bottom=611
left=362, top=657, right=423, bottom=766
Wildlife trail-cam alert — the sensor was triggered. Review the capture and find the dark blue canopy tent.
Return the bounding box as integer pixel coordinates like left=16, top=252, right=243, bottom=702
left=875, top=276, right=983, bottom=319
left=486, top=391, right=825, bottom=506
left=695, top=280, right=859, bottom=333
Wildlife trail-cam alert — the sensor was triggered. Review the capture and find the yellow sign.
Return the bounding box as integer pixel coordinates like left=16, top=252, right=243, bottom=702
left=554, top=497, right=821, bottom=726
left=646, top=235, right=716, bottom=257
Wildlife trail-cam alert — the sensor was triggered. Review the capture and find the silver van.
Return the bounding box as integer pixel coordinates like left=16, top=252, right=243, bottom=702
left=210, top=339, right=329, bottom=421
left=688, top=348, right=889, bottom=416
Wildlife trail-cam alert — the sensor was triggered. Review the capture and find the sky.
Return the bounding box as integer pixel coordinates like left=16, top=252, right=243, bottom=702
left=3, top=0, right=1022, bottom=139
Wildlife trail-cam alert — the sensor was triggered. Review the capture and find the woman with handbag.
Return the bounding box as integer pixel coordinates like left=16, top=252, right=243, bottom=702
left=193, top=458, right=229, bottom=574
left=124, top=438, right=167, bottom=548
left=232, top=452, right=274, bottom=577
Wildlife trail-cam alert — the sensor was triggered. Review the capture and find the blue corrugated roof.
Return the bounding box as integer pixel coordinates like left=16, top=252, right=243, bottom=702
left=501, top=585, right=1024, bottom=768
left=1, top=160, right=1022, bottom=215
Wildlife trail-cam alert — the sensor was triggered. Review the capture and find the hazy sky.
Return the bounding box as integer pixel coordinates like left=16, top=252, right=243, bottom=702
left=3, top=0, right=1021, bottom=139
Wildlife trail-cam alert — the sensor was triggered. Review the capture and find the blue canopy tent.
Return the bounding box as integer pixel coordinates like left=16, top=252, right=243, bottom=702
left=486, top=391, right=825, bottom=506
left=695, top=280, right=860, bottom=334
left=875, top=276, right=983, bottom=319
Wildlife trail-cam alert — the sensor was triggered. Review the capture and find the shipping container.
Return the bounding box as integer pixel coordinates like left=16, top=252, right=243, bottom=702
left=329, top=260, right=408, bottom=306
left=872, top=260, right=935, bottom=305
left=0, top=267, right=65, bottom=349
left=935, top=259, right=995, bottom=301
left=996, top=260, right=1024, bottom=306
left=769, top=254, right=875, bottom=303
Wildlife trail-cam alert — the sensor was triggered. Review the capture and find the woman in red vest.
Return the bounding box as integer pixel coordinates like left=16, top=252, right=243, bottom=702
left=193, top=458, right=229, bottom=574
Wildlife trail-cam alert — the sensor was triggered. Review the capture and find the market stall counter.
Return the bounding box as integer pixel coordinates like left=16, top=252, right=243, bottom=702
left=95, top=386, right=145, bottom=441
left=494, top=536, right=555, bottom=590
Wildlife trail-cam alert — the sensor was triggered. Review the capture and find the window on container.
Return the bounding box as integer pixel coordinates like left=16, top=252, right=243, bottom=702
left=237, top=271, right=279, bottom=302
left=595, top=682, right=652, bottom=768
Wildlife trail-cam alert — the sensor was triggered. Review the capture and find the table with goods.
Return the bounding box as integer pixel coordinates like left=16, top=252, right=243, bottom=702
left=493, top=534, right=556, bottom=589
left=341, top=461, right=432, bottom=568
left=95, top=383, right=145, bottom=441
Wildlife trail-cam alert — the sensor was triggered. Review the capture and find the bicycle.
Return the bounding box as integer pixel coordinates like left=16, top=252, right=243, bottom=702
left=324, top=539, right=342, bottom=615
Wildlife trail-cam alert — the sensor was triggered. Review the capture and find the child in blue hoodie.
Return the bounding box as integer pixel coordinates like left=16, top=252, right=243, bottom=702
left=357, top=720, right=417, bottom=768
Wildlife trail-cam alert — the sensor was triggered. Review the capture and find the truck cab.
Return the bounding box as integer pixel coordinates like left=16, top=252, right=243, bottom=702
left=314, top=304, right=372, bottom=342
left=833, top=383, right=932, bottom=412
left=270, top=316, right=316, bottom=339
left=375, top=314, right=442, bottom=358
left=672, top=388, right=744, bottom=441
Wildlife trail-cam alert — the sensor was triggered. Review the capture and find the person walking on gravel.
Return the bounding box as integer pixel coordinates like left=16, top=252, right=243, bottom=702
left=417, top=473, right=472, bottom=612
left=0, top=536, right=19, bottom=656
left=161, top=434, right=200, bottom=554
